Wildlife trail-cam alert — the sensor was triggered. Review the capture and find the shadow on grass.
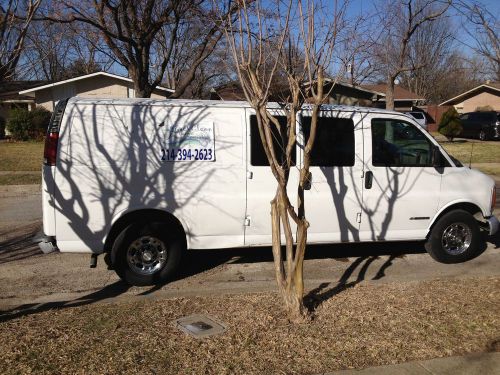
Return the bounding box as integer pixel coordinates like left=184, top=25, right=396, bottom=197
left=139, top=240, right=426, bottom=297
left=0, top=224, right=42, bottom=264
left=304, top=254, right=398, bottom=313
left=0, top=281, right=131, bottom=323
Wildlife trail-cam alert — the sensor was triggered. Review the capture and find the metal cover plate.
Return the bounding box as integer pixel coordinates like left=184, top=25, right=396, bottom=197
left=173, top=314, right=227, bottom=339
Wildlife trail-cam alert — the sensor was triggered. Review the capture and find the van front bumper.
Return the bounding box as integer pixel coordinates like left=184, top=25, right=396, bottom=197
left=486, top=216, right=499, bottom=236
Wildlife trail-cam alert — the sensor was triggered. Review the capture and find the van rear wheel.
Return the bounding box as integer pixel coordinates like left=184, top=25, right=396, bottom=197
left=111, top=221, right=185, bottom=286
left=425, top=209, right=482, bottom=263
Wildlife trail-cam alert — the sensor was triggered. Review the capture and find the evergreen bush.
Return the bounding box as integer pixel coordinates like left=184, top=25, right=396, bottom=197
left=6, top=107, right=52, bottom=141
left=438, top=107, right=462, bottom=142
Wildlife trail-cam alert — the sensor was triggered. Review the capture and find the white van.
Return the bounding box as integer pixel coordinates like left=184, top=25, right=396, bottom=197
left=39, top=98, right=498, bottom=285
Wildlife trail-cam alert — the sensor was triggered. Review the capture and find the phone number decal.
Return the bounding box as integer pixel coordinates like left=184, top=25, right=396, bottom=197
left=161, top=148, right=213, bottom=161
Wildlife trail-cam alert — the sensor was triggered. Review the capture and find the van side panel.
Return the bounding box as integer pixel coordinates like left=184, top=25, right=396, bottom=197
left=54, top=100, right=246, bottom=253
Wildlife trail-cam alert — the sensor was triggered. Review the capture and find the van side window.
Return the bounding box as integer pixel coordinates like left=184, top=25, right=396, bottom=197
left=302, top=117, right=355, bottom=166
left=371, top=119, right=432, bottom=167
left=250, top=115, right=296, bottom=166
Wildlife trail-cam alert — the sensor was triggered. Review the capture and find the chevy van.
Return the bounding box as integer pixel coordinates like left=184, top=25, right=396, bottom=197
left=39, top=98, right=499, bottom=285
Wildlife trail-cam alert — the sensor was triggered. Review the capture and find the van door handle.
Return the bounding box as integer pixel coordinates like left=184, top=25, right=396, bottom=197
left=365, top=171, right=373, bottom=189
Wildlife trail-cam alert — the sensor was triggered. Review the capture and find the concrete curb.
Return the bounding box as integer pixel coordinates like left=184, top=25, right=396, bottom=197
left=323, top=352, right=500, bottom=375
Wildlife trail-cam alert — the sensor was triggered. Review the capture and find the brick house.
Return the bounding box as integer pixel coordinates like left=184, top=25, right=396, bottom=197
left=439, top=82, right=500, bottom=113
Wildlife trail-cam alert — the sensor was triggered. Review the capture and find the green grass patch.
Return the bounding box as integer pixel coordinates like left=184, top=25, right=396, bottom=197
left=0, top=173, right=41, bottom=185
left=0, top=141, right=44, bottom=171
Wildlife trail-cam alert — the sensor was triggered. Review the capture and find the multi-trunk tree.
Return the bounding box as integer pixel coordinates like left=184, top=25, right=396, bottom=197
left=223, top=0, right=349, bottom=321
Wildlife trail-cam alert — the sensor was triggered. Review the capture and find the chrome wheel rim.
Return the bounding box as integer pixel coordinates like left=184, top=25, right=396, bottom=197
left=441, top=222, right=472, bottom=255
left=126, top=236, right=168, bottom=275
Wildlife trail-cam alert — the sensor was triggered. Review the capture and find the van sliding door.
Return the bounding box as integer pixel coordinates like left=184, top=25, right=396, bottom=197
left=302, top=111, right=364, bottom=243
left=244, top=109, right=299, bottom=246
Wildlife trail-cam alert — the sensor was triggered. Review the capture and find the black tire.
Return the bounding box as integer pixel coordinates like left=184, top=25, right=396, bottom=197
left=111, top=221, right=185, bottom=286
left=425, top=209, right=483, bottom=264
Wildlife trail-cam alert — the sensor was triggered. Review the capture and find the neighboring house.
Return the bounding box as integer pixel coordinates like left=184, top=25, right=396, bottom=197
left=18, top=72, right=174, bottom=112
left=360, top=84, right=426, bottom=111
left=210, top=79, right=385, bottom=106
left=439, top=82, right=500, bottom=113
left=313, top=79, right=385, bottom=106
left=0, top=80, right=46, bottom=123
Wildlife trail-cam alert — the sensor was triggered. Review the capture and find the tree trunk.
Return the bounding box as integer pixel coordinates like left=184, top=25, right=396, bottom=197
left=386, top=77, right=395, bottom=111
left=271, top=189, right=308, bottom=322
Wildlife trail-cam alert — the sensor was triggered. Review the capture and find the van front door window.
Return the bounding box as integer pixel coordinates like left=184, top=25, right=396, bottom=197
left=372, top=120, right=432, bottom=167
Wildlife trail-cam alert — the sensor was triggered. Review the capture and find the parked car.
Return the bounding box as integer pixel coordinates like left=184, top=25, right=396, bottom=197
left=405, top=111, right=427, bottom=130
left=38, top=98, right=499, bottom=285
left=458, top=111, right=500, bottom=141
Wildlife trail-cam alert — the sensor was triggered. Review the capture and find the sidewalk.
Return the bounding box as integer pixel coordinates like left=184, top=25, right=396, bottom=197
left=325, top=352, right=500, bottom=375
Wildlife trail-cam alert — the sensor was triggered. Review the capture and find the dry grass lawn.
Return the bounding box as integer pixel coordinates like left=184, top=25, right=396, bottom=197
left=439, top=140, right=500, bottom=165
left=1, top=277, right=498, bottom=375
left=0, top=141, right=44, bottom=171
left=0, top=173, right=40, bottom=185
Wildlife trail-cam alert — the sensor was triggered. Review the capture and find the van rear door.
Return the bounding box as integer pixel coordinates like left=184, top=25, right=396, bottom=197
left=42, top=99, right=68, bottom=237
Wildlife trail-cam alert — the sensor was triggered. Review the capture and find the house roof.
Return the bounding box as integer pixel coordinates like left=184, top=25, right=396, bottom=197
left=18, top=72, right=174, bottom=94
left=0, top=80, right=47, bottom=101
left=211, top=79, right=386, bottom=101
left=360, top=84, right=425, bottom=101
left=439, top=82, right=500, bottom=106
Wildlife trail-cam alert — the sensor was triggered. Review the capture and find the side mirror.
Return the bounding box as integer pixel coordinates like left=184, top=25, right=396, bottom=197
left=432, top=145, right=445, bottom=168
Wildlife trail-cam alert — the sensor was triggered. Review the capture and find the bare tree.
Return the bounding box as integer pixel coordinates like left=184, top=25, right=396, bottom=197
left=222, top=0, right=348, bottom=320
left=398, top=12, right=454, bottom=103
left=373, top=0, right=451, bottom=110
left=41, top=0, right=237, bottom=98
left=24, top=20, right=109, bottom=81
left=455, top=1, right=499, bottom=81
left=0, top=0, right=41, bottom=81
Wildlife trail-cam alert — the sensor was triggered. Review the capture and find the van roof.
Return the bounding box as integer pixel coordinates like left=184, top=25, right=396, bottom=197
left=66, top=97, right=403, bottom=116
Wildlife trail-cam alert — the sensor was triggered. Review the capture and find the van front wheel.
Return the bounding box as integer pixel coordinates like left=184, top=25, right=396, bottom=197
left=425, top=210, right=483, bottom=263
left=111, top=221, right=184, bottom=286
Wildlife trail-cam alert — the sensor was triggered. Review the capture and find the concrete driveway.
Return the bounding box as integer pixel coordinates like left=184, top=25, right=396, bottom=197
left=1, top=185, right=499, bottom=312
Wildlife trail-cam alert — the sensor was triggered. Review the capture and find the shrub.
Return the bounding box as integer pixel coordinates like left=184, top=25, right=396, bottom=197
left=6, top=107, right=52, bottom=141
left=438, top=107, right=462, bottom=142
